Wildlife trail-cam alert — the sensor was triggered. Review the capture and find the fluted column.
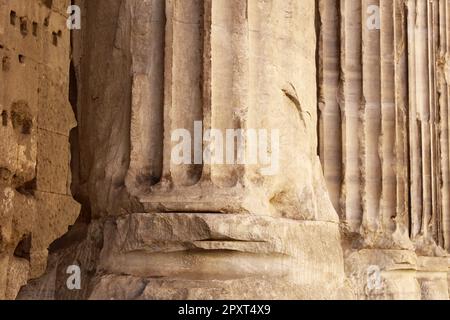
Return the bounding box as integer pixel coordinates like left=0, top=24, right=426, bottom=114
left=380, top=0, right=396, bottom=234
left=127, top=0, right=165, bottom=191
left=210, top=0, right=249, bottom=188
left=93, top=0, right=351, bottom=299
left=362, top=0, right=382, bottom=232
left=393, top=0, right=410, bottom=240
left=318, top=0, right=450, bottom=250
left=339, top=0, right=363, bottom=230
left=443, top=0, right=450, bottom=250
left=125, top=0, right=245, bottom=213
left=126, top=0, right=335, bottom=219
left=318, top=0, right=342, bottom=212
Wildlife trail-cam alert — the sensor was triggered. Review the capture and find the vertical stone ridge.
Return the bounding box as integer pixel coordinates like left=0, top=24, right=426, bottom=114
left=393, top=0, right=410, bottom=237
left=201, top=0, right=212, bottom=182
left=127, top=0, right=166, bottom=193
left=318, top=0, right=343, bottom=214
left=166, top=0, right=204, bottom=187
left=361, top=0, right=382, bottom=233
left=210, top=0, right=249, bottom=188
left=407, top=0, right=423, bottom=239
left=339, top=0, right=363, bottom=231
left=380, top=0, right=397, bottom=234
left=416, top=0, right=431, bottom=240
left=441, top=0, right=450, bottom=250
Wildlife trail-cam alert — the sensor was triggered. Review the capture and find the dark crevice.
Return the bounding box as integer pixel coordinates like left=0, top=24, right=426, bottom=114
left=32, top=22, right=38, bottom=36
left=315, top=0, right=321, bottom=158
left=10, top=11, right=16, bottom=26
left=16, top=178, right=36, bottom=196
left=405, top=2, right=413, bottom=238
left=2, top=56, right=10, bottom=71
left=18, top=54, right=25, bottom=64
left=1, top=110, right=7, bottom=126
left=42, top=0, right=53, bottom=9
left=14, top=234, right=32, bottom=262
left=68, top=57, right=91, bottom=224
left=47, top=4, right=93, bottom=256
left=52, top=32, right=58, bottom=46
left=20, top=17, right=28, bottom=36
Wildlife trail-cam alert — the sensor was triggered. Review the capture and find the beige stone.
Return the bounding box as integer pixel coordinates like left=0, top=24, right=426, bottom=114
left=1, top=0, right=450, bottom=301
left=0, top=0, right=79, bottom=299
left=318, top=0, right=450, bottom=299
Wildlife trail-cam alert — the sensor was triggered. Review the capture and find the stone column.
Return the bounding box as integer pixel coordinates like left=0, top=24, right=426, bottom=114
left=318, top=0, right=450, bottom=300
left=19, top=0, right=351, bottom=300
left=88, top=0, right=351, bottom=299
left=126, top=0, right=248, bottom=213
left=125, top=0, right=340, bottom=221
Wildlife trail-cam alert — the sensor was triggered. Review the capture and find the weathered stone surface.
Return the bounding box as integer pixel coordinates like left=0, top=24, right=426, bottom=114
left=318, top=0, right=450, bottom=299
left=2, top=0, right=450, bottom=300
left=98, top=214, right=348, bottom=295
left=18, top=0, right=352, bottom=300
left=0, top=0, right=79, bottom=299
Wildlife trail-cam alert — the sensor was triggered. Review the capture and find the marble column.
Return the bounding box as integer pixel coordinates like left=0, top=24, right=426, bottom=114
left=318, top=0, right=450, bottom=300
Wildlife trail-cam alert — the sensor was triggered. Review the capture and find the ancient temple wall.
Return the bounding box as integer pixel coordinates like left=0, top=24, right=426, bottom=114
left=0, top=0, right=79, bottom=299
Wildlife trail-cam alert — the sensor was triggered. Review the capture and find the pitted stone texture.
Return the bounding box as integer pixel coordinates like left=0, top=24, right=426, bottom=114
left=0, top=0, right=79, bottom=299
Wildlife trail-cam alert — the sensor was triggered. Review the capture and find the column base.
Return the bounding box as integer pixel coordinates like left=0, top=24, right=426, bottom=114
left=345, top=249, right=450, bottom=300
left=92, top=213, right=352, bottom=300
left=139, top=181, right=246, bottom=213
left=416, top=256, right=450, bottom=300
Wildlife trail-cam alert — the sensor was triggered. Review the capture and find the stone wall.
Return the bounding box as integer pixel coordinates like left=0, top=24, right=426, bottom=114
left=318, top=0, right=450, bottom=299
left=0, top=0, right=79, bottom=299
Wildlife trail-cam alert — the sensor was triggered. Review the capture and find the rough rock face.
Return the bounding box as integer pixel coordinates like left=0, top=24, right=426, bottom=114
left=0, top=0, right=80, bottom=299
left=1, top=0, right=450, bottom=300
left=318, top=0, right=450, bottom=299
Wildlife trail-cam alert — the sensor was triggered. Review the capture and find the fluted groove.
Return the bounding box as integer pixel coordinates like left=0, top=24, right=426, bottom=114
left=339, top=0, right=363, bottom=230
left=318, top=0, right=342, bottom=212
